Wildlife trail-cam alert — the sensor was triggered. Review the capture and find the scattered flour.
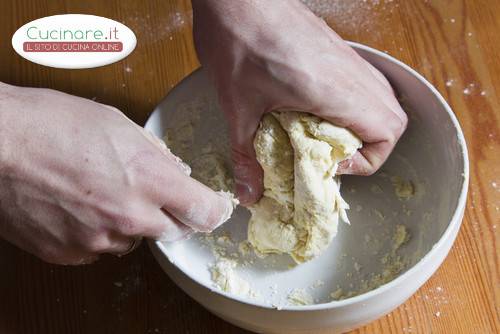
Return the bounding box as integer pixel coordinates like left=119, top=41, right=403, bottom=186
left=330, top=224, right=410, bottom=300
left=300, top=0, right=399, bottom=37
left=210, top=258, right=252, bottom=296
left=124, top=10, right=192, bottom=44
left=287, top=288, right=314, bottom=306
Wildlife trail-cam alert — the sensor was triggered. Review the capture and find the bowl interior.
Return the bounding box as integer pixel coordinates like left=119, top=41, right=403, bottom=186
left=145, top=45, right=466, bottom=306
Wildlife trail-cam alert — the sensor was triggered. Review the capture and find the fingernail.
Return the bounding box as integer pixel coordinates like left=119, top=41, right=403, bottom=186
left=337, top=159, right=352, bottom=174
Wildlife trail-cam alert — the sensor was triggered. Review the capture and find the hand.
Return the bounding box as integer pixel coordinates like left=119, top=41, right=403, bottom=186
left=192, top=0, right=407, bottom=205
left=0, top=83, right=234, bottom=265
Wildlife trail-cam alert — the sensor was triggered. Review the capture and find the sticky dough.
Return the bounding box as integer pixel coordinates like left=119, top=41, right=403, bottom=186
left=248, top=111, right=362, bottom=263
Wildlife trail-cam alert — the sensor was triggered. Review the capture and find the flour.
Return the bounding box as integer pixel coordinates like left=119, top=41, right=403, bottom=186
left=330, top=224, right=410, bottom=300
left=124, top=10, right=192, bottom=44
left=210, top=258, right=252, bottom=296
left=287, top=288, right=314, bottom=306
left=300, top=0, right=399, bottom=36
left=200, top=233, right=259, bottom=299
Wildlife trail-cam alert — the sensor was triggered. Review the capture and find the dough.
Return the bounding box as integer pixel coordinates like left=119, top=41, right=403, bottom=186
left=248, top=111, right=361, bottom=263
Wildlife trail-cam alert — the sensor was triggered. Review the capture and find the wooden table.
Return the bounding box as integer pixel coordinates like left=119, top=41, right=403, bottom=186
left=0, top=1, right=498, bottom=333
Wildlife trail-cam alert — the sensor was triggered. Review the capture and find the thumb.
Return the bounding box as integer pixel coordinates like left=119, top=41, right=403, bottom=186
left=232, top=142, right=264, bottom=206
left=225, top=107, right=264, bottom=206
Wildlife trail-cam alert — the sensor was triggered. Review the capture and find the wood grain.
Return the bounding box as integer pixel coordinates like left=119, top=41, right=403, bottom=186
left=0, top=0, right=498, bottom=333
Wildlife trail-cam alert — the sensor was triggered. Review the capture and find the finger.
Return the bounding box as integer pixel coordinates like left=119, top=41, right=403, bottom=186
left=160, top=166, right=237, bottom=232
left=363, top=61, right=393, bottom=92
left=156, top=210, right=194, bottom=242
left=106, top=236, right=142, bottom=257
left=100, top=103, right=192, bottom=175
left=164, top=186, right=236, bottom=233
left=232, top=143, right=264, bottom=206
left=353, top=58, right=408, bottom=127
left=363, top=64, right=408, bottom=127
left=163, top=175, right=234, bottom=232
left=116, top=149, right=230, bottom=235
left=115, top=207, right=194, bottom=242
left=133, top=124, right=192, bottom=176
left=224, top=105, right=264, bottom=205
left=315, top=94, right=405, bottom=176
left=137, top=127, right=192, bottom=175
left=311, top=36, right=408, bottom=131
left=316, top=96, right=402, bottom=144
left=337, top=140, right=394, bottom=175
left=335, top=112, right=403, bottom=176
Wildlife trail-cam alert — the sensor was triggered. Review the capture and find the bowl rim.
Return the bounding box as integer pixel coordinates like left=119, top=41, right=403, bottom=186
left=150, top=41, right=470, bottom=311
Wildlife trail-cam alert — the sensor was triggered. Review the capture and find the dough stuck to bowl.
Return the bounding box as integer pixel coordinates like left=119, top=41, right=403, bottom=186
left=249, top=111, right=362, bottom=263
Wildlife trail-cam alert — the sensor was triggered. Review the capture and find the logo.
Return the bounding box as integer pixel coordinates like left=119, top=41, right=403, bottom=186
left=11, top=14, right=137, bottom=69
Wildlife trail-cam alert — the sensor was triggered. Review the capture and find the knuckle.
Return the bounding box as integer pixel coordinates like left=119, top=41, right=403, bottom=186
left=390, top=107, right=408, bottom=140
left=354, top=161, right=377, bottom=176
left=384, top=114, right=402, bottom=146
left=96, top=206, right=138, bottom=236
left=126, top=151, right=173, bottom=185
left=361, top=165, right=378, bottom=176
left=387, top=132, right=398, bottom=146
left=114, top=214, right=142, bottom=236
left=119, top=208, right=151, bottom=238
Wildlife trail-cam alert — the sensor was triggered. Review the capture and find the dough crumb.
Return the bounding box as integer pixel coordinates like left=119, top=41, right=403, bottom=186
left=330, top=288, right=344, bottom=300
left=287, top=288, right=313, bottom=306
left=391, top=176, right=415, bottom=200
left=311, top=280, right=325, bottom=288
left=238, top=241, right=252, bottom=256
left=210, top=258, right=251, bottom=296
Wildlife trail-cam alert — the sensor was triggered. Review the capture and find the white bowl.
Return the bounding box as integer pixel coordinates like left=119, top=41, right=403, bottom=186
left=146, top=42, right=469, bottom=333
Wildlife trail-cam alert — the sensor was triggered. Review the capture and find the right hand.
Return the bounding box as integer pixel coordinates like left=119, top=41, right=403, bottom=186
left=192, top=0, right=408, bottom=205
left=0, top=83, right=234, bottom=265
